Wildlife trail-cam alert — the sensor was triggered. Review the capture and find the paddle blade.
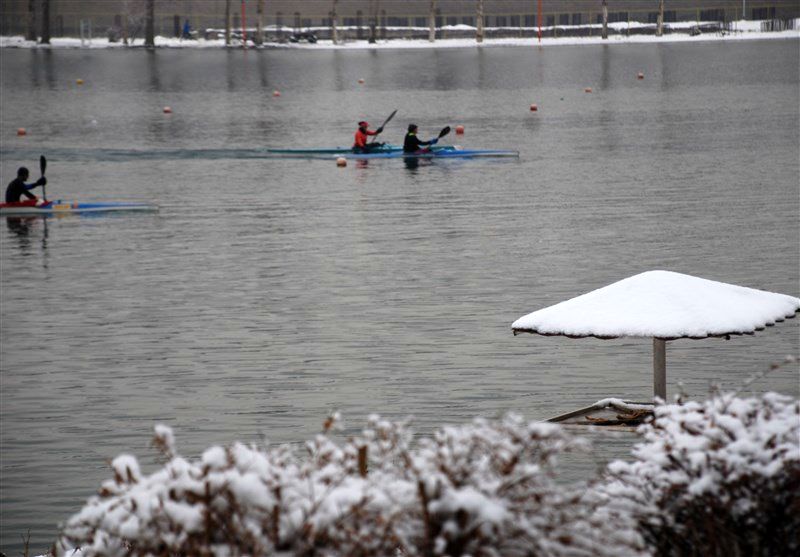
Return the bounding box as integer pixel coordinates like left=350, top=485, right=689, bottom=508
left=40, top=155, right=46, bottom=176
left=380, top=109, right=398, bottom=129
left=438, top=126, right=451, bottom=139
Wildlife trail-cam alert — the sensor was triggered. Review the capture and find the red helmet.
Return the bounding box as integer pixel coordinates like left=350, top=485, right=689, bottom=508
left=358, top=121, right=368, bottom=128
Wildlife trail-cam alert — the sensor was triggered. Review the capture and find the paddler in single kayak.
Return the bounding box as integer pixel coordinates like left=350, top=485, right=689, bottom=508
left=353, top=120, right=385, bottom=153
left=403, top=124, right=440, bottom=154
left=5, top=166, right=46, bottom=203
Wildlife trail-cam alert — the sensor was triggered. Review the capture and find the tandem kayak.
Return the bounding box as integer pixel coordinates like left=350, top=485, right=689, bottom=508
left=331, top=148, right=519, bottom=160
left=0, top=199, right=159, bottom=216
left=265, top=144, right=457, bottom=156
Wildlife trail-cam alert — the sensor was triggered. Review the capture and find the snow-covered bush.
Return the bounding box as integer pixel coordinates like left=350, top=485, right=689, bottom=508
left=56, top=414, right=645, bottom=557
left=603, top=391, right=800, bottom=557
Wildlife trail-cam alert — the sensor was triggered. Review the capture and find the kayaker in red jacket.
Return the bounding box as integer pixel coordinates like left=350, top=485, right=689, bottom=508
left=353, top=121, right=384, bottom=153
left=5, top=167, right=46, bottom=203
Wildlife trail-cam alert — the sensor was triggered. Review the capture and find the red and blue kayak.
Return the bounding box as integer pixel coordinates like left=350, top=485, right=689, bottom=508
left=328, top=148, right=519, bottom=160
left=265, top=144, right=457, bottom=156
left=0, top=199, right=158, bottom=216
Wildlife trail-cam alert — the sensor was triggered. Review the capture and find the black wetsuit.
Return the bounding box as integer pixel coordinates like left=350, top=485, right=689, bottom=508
left=5, top=177, right=40, bottom=203
left=403, top=132, right=435, bottom=153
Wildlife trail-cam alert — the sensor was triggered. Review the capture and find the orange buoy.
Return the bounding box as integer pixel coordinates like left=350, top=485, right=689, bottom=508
left=273, top=90, right=281, bottom=97
left=76, top=78, right=84, bottom=85
left=530, top=104, right=538, bottom=112
left=455, top=125, right=465, bottom=134
left=163, top=106, right=172, bottom=114
left=16, top=128, right=27, bottom=136
left=584, top=87, right=593, bottom=93
left=336, top=157, right=347, bottom=167
left=637, top=72, right=645, bottom=80
left=358, top=78, right=365, bottom=84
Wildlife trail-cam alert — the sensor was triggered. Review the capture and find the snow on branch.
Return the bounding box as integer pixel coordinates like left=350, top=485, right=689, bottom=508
left=53, top=379, right=800, bottom=556
left=602, top=389, right=800, bottom=556
left=56, top=415, right=645, bottom=557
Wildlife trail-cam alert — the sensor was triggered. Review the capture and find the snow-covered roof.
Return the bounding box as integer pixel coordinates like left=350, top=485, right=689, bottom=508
left=512, top=271, right=800, bottom=340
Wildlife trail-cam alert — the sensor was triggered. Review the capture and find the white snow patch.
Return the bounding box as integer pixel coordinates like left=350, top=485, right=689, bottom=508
left=512, top=270, right=799, bottom=338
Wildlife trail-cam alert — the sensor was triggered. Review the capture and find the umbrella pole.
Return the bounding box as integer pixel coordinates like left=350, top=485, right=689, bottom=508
left=653, top=338, right=666, bottom=401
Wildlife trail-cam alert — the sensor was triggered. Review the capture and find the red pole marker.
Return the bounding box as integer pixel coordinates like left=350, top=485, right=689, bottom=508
left=537, top=0, right=542, bottom=44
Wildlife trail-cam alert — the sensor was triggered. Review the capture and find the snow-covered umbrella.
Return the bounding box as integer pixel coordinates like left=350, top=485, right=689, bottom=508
left=512, top=270, right=799, bottom=401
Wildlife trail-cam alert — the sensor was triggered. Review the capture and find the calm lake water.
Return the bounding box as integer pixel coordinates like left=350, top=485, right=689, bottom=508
left=1, top=40, right=798, bottom=553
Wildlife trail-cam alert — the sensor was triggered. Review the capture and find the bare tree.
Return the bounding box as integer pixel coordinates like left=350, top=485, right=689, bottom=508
left=331, top=0, right=338, bottom=44
left=656, top=0, right=664, bottom=36
left=225, top=0, right=231, bottom=45
left=601, top=0, right=608, bottom=39
left=119, top=0, right=148, bottom=45
left=26, top=0, right=36, bottom=41
left=41, top=0, right=50, bottom=44
left=428, top=0, right=436, bottom=42
left=144, top=0, right=154, bottom=47
left=368, top=0, right=377, bottom=43
left=476, top=0, right=484, bottom=43
left=256, top=0, right=264, bottom=44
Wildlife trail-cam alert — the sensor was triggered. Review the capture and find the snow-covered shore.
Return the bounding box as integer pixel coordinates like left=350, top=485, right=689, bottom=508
left=2, top=19, right=798, bottom=50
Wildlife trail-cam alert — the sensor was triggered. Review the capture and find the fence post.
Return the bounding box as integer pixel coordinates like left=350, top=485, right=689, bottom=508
left=653, top=339, right=667, bottom=401
left=601, top=0, right=608, bottom=39
left=358, top=445, right=368, bottom=478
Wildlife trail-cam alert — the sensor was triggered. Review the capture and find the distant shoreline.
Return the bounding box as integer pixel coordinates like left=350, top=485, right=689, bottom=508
left=2, top=24, right=798, bottom=50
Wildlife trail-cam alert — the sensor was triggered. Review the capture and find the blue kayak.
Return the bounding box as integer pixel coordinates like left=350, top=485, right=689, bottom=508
left=327, top=148, right=519, bottom=160
left=0, top=199, right=158, bottom=216
left=265, top=144, right=457, bottom=156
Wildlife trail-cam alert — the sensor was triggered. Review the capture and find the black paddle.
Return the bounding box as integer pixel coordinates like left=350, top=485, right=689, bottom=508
left=39, top=155, right=47, bottom=201
left=368, top=109, right=397, bottom=148
left=374, top=109, right=397, bottom=139
left=431, top=126, right=451, bottom=148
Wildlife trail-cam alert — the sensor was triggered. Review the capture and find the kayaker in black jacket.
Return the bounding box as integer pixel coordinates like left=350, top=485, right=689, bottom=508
left=5, top=167, right=46, bottom=203
left=403, top=124, right=439, bottom=153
